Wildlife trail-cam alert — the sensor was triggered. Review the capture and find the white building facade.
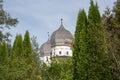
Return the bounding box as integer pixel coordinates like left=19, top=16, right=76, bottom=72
left=40, top=19, right=73, bottom=64
left=51, top=46, right=72, bottom=57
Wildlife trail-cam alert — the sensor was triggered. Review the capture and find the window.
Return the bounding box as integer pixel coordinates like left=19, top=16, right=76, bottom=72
left=46, top=57, right=48, bottom=62
left=66, top=51, right=69, bottom=55
left=59, top=51, right=61, bottom=54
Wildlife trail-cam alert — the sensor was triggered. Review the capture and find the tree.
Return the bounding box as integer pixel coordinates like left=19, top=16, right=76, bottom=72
left=9, top=32, right=41, bottom=80
left=12, top=34, right=23, bottom=57
left=73, top=9, right=87, bottom=80
left=112, top=0, right=120, bottom=68
left=0, top=42, right=9, bottom=80
left=22, top=31, right=41, bottom=80
left=23, top=31, right=33, bottom=63
left=103, top=0, right=120, bottom=79
left=9, top=34, right=24, bottom=80
left=31, top=35, right=40, bottom=55
left=86, top=0, right=111, bottom=79
left=113, top=0, right=120, bottom=24
left=41, top=58, right=73, bottom=80
left=0, top=0, right=18, bottom=43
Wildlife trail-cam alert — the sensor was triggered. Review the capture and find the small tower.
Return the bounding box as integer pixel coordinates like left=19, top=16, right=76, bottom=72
left=50, top=19, right=73, bottom=57
left=40, top=19, right=73, bottom=64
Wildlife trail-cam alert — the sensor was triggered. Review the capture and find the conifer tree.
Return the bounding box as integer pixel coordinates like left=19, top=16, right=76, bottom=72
left=0, top=42, right=9, bottom=80
left=9, top=32, right=41, bottom=80
left=12, top=34, right=23, bottom=57
left=9, top=34, right=24, bottom=80
left=22, top=31, right=41, bottom=79
left=113, top=0, right=120, bottom=24
left=86, top=0, right=111, bottom=79
left=73, top=9, right=87, bottom=80
left=105, top=0, right=120, bottom=79
left=23, top=31, right=33, bottom=64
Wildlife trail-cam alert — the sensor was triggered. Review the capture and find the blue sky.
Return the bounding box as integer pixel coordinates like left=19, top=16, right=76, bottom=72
left=4, top=0, right=116, bottom=46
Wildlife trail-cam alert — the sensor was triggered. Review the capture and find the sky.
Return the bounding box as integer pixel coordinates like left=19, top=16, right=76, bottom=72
left=3, top=0, right=116, bottom=47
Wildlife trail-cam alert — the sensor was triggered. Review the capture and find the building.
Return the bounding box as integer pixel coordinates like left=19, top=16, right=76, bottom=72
left=40, top=19, right=73, bottom=64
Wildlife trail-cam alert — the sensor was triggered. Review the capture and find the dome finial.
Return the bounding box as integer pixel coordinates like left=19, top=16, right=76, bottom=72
left=61, top=18, right=63, bottom=25
left=47, top=32, right=50, bottom=40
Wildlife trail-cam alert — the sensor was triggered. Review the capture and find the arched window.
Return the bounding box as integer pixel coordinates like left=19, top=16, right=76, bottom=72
left=59, top=51, right=61, bottom=55
left=46, top=57, right=48, bottom=62
left=66, top=51, right=69, bottom=55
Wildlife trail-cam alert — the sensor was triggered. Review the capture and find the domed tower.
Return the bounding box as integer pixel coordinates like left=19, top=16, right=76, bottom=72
left=50, top=19, right=73, bottom=57
left=40, top=39, right=51, bottom=64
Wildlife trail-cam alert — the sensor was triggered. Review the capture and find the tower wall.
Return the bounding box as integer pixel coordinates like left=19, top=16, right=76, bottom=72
left=51, top=46, right=72, bottom=57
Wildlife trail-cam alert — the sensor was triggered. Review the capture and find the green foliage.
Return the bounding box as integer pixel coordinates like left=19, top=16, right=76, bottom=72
left=8, top=31, right=42, bottom=80
left=0, top=42, right=9, bottom=80
left=12, top=34, right=23, bottom=57
left=113, top=0, right=120, bottom=24
left=23, top=31, right=32, bottom=55
left=103, top=0, right=120, bottom=79
left=86, top=0, right=111, bottom=79
left=73, top=9, right=87, bottom=80
left=21, top=31, right=41, bottom=80
left=73, top=0, right=111, bottom=79
left=41, top=58, right=73, bottom=80
left=9, top=34, right=24, bottom=80
left=0, top=0, right=18, bottom=43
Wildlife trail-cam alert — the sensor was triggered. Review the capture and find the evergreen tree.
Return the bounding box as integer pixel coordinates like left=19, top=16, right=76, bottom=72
left=9, top=34, right=24, bottom=80
left=73, top=9, right=87, bottom=80
left=12, top=34, right=23, bottom=57
left=103, top=0, right=120, bottom=79
left=102, top=7, right=118, bottom=80
left=86, top=0, right=111, bottom=79
left=22, top=31, right=41, bottom=80
left=9, top=32, right=41, bottom=80
left=0, top=42, right=9, bottom=80
left=23, top=31, right=32, bottom=57
left=113, top=0, right=120, bottom=24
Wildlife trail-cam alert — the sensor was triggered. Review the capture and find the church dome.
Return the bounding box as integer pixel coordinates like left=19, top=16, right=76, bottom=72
left=50, top=21, right=73, bottom=47
left=40, top=40, right=51, bottom=56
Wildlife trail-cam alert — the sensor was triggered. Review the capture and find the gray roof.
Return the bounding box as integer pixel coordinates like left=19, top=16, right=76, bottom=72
left=50, top=24, right=73, bottom=47
left=40, top=40, right=51, bottom=56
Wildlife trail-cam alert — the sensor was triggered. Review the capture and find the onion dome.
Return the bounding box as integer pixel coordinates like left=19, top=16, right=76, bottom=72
left=40, top=40, right=51, bottom=57
left=50, top=19, right=73, bottom=47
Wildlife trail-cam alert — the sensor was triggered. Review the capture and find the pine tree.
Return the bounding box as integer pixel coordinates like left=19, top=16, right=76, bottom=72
left=73, top=9, right=87, bottom=80
left=0, top=0, right=18, bottom=43
left=86, top=0, right=111, bottom=79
